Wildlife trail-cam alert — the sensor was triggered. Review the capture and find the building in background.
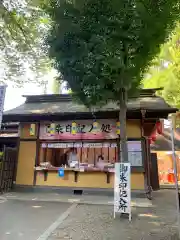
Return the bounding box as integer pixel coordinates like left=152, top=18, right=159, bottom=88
left=151, top=114, right=180, bottom=185
left=2, top=89, right=176, bottom=194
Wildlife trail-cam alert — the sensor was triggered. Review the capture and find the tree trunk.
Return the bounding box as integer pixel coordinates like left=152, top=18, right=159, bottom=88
left=119, top=88, right=128, bottom=163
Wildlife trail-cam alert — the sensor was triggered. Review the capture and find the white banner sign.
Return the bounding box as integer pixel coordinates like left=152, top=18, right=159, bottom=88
left=41, top=141, right=143, bottom=167
left=114, top=162, right=131, bottom=221
left=0, top=85, right=6, bottom=128
left=41, top=142, right=115, bottom=149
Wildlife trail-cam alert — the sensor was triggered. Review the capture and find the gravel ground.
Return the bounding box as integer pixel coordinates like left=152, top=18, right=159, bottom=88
left=48, top=190, right=179, bottom=240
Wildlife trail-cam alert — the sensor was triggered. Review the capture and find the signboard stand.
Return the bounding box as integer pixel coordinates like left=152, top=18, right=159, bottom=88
left=114, top=162, right=131, bottom=221
left=169, top=116, right=180, bottom=238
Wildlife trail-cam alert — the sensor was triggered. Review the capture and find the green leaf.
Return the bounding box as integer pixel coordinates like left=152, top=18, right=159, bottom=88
left=45, top=0, right=180, bottom=106
left=143, top=22, right=180, bottom=108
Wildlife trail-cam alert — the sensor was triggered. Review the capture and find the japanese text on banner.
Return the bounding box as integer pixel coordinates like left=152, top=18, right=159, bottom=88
left=114, top=163, right=131, bottom=216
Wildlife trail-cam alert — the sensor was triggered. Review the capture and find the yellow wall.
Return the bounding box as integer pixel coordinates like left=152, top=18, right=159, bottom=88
left=20, top=123, right=38, bottom=139
left=19, top=120, right=141, bottom=139
left=126, top=120, right=141, bottom=138
left=16, top=141, right=36, bottom=185
left=17, top=119, right=143, bottom=189
left=36, top=171, right=144, bottom=190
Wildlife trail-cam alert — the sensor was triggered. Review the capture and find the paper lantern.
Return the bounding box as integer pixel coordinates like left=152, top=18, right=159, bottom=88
left=116, top=121, right=120, bottom=135
left=71, top=121, right=77, bottom=134
left=50, top=123, right=56, bottom=135
left=30, top=124, right=35, bottom=136
left=93, top=120, right=98, bottom=134
left=156, top=121, right=163, bottom=134
left=151, top=133, right=157, bottom=142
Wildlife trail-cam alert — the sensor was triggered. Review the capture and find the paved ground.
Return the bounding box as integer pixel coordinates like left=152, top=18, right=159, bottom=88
left=47, top=190, right=179, bottom=240
left=0, top=199, right=70, bottom=240
left=4, top=191, right=151, bottom=207
left=1, top=190, right=180, bottom=240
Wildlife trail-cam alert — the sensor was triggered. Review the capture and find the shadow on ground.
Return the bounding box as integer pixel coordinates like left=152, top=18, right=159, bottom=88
left=48, top=190, right=179, bottom=240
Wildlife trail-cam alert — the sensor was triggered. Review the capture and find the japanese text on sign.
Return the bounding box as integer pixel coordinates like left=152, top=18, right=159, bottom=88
left=114, top=163, right=131, bottom=220
left=39, top=120, right=118, bottom=140
left=46, top=123, right=112, bottom=134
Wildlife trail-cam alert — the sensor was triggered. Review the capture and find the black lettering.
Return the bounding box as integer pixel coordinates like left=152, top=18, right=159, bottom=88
left=120, top=190, right=127, bottom=198
left=89, top=124, right=93, bottom=132
left=66, top=124, right=71, bottom=133
left=81, top=124, right=86, bottom=133
left=119, top=198, right=127, bottom=212
left=101, top=124, right=112, bottom=133
left=120, top=165, right=128, bottom=173
left=46, top=124, right=51, bottom=133
left=56, top=124, right=63, bottom=134
left=119, top=182, right=127, bottom=189
left=77, top=124, right=81, bottom=133
left=77, top=124, right=86, bottom=133
left=119, top=173, right=127, bottom=183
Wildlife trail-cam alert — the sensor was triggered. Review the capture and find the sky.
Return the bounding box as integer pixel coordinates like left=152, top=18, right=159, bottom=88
left=4, top=73, right=66, bottom=111
left=4, top=83, right=43, bottom=111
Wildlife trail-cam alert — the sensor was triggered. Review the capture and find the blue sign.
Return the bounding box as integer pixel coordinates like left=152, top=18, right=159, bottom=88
left=58, top=168, right=64, bottom=177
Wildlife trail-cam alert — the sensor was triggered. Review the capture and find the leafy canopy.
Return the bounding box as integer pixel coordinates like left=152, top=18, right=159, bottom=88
left=46, top=0, right=179, bottom=106
left=0, top=0, right=53, bottom=86
left=143, top=23, right=180, bottom=108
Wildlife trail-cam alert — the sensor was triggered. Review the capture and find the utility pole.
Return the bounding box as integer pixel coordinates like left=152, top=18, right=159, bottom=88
left=169, top=114, right=180, bottom=238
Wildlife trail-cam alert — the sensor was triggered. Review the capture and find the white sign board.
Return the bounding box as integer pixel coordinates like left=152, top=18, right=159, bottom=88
left=0, top=85, right=6, bottom=128
left=114, top=162, right=131, bottom=221
left=128, top=151, right=142, bottom=166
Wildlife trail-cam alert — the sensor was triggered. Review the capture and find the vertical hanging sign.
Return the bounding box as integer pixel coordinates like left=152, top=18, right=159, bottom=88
left=92, top=120, right=98, bottom=134
left=116, top=121, right=120, bottom=135
left=30, top=123, right=36, bottom=136
left=71, top=121, right=77, bottom=134
left=50, top=123, right=56, bottom=135
left=114, top=162, right=131, bottom=221
left=0, top=85, right=7, bottom=129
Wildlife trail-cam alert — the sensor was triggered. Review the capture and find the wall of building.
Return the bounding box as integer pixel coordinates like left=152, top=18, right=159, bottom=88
left=15, top=120, right=146, bottom=190
left=126, top=120, right=141, bottom=138
left=155, top=151, right=180, bottom=184
left=15, top=123, right=38, bottom=185
left=36, top=171, right=144, bottom=189
left=16, top=141, right=36, bottom=185
left=19, top=123, right=38, bottom=139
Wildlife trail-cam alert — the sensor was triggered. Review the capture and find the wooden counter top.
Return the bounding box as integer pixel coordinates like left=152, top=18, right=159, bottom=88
left=35, top=166, right=144, bottom=173
left=35, top=167, right=112, bottom=173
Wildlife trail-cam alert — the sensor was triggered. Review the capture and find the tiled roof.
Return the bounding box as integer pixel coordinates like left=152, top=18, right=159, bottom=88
left=3, top=92, right=177, bottom=117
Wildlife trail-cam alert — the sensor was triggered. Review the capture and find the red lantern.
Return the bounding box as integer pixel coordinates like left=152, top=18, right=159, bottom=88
left=151, top=134, right=157, bottom=142
left=156, top=121, right=163, bottom=134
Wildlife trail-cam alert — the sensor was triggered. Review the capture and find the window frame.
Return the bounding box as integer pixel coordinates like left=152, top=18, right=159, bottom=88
left=38, top=138, right=145, bottom=172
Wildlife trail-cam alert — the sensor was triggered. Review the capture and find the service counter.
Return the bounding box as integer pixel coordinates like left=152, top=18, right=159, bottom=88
left=35, top=167, right=145, bottom=190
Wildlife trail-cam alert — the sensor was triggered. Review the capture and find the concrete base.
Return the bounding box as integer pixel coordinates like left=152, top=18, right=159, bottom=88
left=13, top=184, right=147, bottom=198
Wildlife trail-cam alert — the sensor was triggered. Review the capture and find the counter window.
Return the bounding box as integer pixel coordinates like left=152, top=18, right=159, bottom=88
left=39, top=142, right=117, bottom=169
left=39, top=140, right=143, bottom=169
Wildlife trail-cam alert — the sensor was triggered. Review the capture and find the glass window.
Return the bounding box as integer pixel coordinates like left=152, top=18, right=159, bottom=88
left=39, top=140, right=143, bottom=168
left=127, top=141, right=143, bottom=166
left=39, top=142, right=117, bottom=168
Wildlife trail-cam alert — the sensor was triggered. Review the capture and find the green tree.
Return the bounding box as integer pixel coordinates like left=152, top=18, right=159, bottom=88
left=51, top=75, right=63, bottom=94
left=0, top=0, right=53, bottom=86
left=143, top=23, right=180, bottom=108
left=46, top=0, right=179, bottom=162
